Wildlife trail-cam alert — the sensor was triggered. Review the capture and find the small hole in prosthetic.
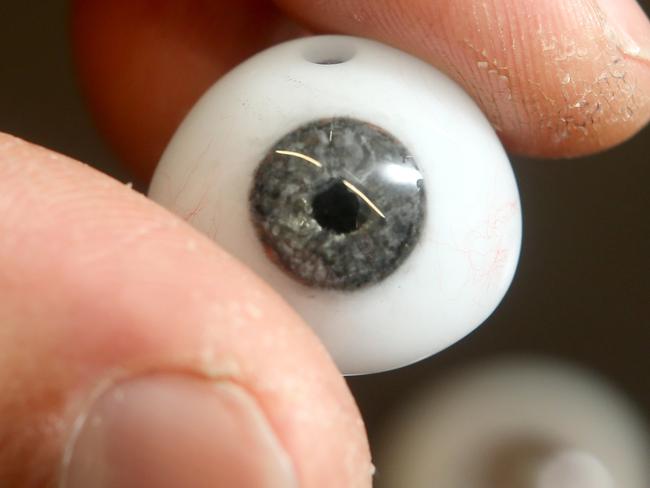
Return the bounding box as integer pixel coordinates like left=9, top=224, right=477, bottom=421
left=303, top=41, right=356, bottom=65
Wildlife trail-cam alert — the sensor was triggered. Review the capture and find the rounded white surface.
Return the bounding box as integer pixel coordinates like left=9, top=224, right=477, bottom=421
left=149, top=35, right=521, bottom=374
left=376, top=358, right=650, bottom=487
left=536, top=450, right=614, bottom=488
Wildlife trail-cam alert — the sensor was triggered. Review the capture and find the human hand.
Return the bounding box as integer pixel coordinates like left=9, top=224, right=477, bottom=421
left=2, top=1, right=649, bottom=487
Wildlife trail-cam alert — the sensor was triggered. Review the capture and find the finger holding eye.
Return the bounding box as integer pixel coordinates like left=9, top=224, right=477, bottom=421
left=71, top=0, right=307, bottom=181
left=0, top=134, right=371, bottom=487
left=276, top=0, right=650, bottom=158
left=73, top=0, right=650, bottom=182
left=148, top=36, right=522, bottom=374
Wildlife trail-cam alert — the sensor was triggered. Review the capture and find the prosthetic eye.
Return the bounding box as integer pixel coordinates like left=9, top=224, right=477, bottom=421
left=376, top=359, right=649, bottom=488
left=149, top=35, right=522, bottom=374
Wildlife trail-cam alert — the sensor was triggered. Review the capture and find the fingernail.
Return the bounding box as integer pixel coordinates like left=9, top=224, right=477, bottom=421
left=596, top=0, right=650, bottom=61
left=62, top=374, right=298, bottom=488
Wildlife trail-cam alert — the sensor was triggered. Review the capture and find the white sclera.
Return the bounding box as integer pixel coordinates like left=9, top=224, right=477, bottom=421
left=376, top=358, right=650, bottom=488
left=149, top=35, right=522, bottom=374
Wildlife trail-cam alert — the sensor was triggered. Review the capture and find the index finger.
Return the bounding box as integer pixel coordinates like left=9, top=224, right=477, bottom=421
left=73, top=0, right=650, bottom=183
left=277, top=0, right=650, bottom=158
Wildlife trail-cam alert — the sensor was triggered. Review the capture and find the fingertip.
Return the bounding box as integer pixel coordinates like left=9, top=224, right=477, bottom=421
left=276, top=0, right=650, bottom=157
left=72, top=0, right=650, bottom=165
left=71, top=0, right=305, bottom=181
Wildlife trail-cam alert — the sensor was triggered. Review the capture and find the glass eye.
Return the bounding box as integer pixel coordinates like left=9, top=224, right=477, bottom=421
left=376, top=359, right=649, bottom=488
left=148, top=35, right=522, bottom=374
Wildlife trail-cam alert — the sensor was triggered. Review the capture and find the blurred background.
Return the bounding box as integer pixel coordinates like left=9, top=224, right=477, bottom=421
left=1, top=0, right=648, bottom=484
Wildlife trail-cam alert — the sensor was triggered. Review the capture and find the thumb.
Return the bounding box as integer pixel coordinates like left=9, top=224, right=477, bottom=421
left=0, top=133, right=371, bottom=488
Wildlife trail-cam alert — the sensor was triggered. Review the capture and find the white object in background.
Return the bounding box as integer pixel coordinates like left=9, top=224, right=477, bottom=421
left=376, top=358, right=649, bottom=488
left=149, top=35, right=521, bottom=374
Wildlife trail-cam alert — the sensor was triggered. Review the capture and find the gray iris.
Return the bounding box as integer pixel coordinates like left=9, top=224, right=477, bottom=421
left=249, top=117, right=425, bottom=290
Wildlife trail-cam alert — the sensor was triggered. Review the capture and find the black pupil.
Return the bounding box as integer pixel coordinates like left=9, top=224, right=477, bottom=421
left=312, top=180, right=366, bottom=234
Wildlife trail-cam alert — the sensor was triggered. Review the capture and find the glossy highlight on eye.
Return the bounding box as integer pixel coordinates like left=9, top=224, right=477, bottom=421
left=340, top=179, right=386, bottom=220
left=274, top=149, right=322, bottom=168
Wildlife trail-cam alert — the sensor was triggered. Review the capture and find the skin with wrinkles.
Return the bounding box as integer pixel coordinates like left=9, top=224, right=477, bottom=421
left=0, top=134, right=371, bottom=487
left=73, top=0, right=650, bottom=183
left=275, top=0, right=650, bottom=158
